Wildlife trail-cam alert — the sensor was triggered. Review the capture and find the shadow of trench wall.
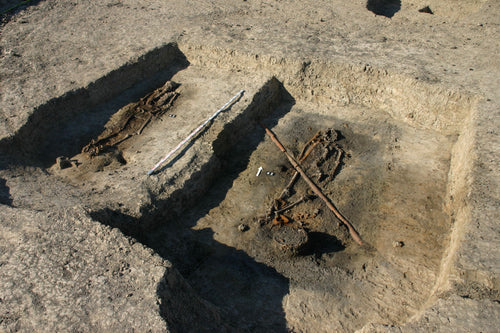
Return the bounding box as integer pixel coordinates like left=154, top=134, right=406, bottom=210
left=0, top=0, right=42, bottom=16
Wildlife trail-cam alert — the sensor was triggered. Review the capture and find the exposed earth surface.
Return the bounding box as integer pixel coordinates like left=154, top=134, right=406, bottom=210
left=0, top=0, right=499, bottom=332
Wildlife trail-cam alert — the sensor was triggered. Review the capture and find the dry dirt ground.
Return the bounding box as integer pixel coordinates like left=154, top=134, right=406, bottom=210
left=0, top=0, right=499, bottom=332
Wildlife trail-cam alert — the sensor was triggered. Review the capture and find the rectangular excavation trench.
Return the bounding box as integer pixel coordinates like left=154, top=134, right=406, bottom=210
left=139, top=46, right=476, bottom=332
left=2, top=44, right=479, bottom=332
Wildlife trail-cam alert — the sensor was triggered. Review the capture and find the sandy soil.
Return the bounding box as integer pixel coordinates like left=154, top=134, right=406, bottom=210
left=0, top=0, right=499, bottom=332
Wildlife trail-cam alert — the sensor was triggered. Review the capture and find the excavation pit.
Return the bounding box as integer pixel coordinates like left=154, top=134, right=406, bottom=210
left=152, top=100, right=456, bottom=332
left=8, top=44, right=478, bottom=332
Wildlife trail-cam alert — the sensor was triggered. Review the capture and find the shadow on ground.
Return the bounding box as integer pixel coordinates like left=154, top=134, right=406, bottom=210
left=367, top=0, right=401, bottom=18
left=302, top=232, right=345, bottom=256
left=1, top=0, right=42, bottom=19
left=0, top=178, right=12, bottom=205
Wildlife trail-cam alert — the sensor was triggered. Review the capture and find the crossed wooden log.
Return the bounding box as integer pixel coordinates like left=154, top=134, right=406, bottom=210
left=260, top=123, right=363, bottom=245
